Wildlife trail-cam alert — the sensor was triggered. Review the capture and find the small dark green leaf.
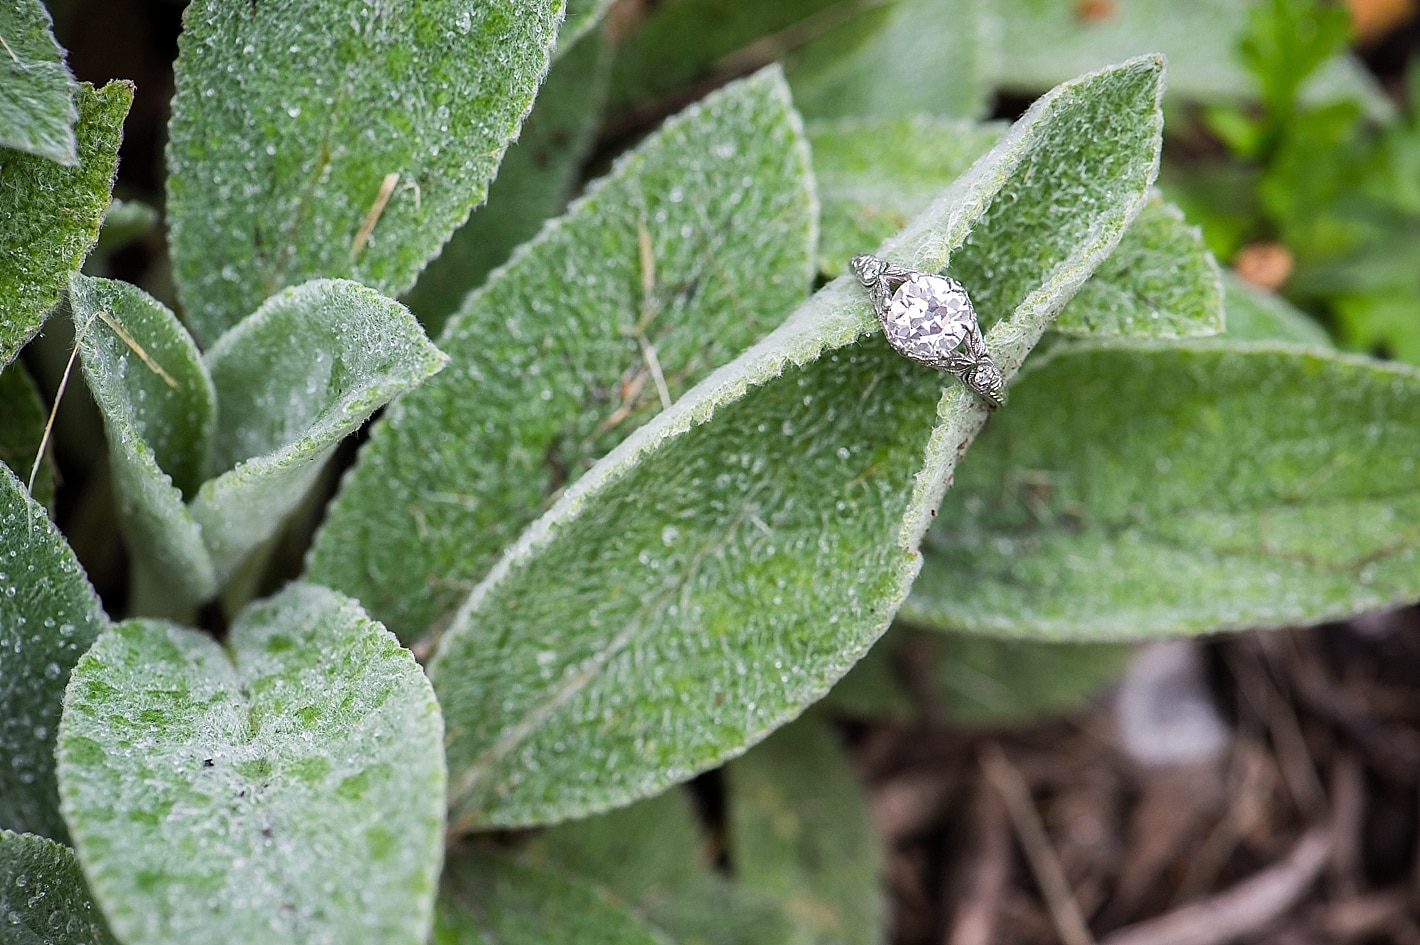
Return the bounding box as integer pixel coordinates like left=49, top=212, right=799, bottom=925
left=435, top=851, right=674, bottom=945
left=904, top=342, right=1420, bottom=638
left=57, top=583, right=446, bottom=945
left=0, top=830, right=118, bottom=945
left=558, top=0, right=615, bottom=55
left=403, top=26, right=612, bottom=335
left=0, top=81, right=129, bottom=370
left=195, top=279, right=446, bottom=586
left=69, top=275, right=218, bottom=617
left=1054, top=194, right=1224, bottom=338
left=785, top=0, right=993, bottom=121
left=166, top=0, right=563, bottom=344
left=0, top=0, right=77, bottom=163
left=308, top=67, right=817, bottom=642
left=531, top=788, right=799, bottom=945
left=0, top=364, right=53, bottom=510
left=429, top=57, right=1166, bottom=828
left=726, top=715, right=883, bottom=945
left=0, top=465, right=107, bottom=841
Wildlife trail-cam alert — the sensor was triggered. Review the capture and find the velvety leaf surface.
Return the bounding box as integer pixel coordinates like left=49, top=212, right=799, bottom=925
left=605, top=0, right=840, bottom=112
left=403, top=26, right=611, bottom=335
left=69, top=275, right=218, bottom=616
left=0, top=364, right=53, bottom=510
left=1221, top=271, right=1333, bottom=345
left=430, top=57, right=1166, bottom=828
left=785, top=0, right=993, bottom=122
left=0, top=0, right=77, bottom=163
left=308, top=68, right=817, bottom=642
left=0, top=81, right=128, bottom=370
left=903, top=341, right=1420, bottom=639
left=0, top=465, right=107, bottom=842
left=827, top=627, right=1130, bottom=725
left=435, top=852, right=673, bottom=945
left=0, top=830, right=118, bottom=945
left=809, top=116, right=1004, bottom=277
left=56, top=583, right=446, bottom=945
left=726, top=715, right=883, bottom=945
left=194, top=279, right=446, bottom=586
left=1054, top=194, right=1224, bottom=337
left=531, top=788, right=799, bottom=945
left=165, top=0, right=563, bottom=344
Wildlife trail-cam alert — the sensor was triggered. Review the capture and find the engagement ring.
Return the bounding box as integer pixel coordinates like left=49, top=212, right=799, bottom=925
left=850, top=254, right=1004, bottom=408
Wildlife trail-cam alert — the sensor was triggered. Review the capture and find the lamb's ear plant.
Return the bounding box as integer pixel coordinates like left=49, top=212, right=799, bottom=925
left=3, top=0, right=1420, bottom=942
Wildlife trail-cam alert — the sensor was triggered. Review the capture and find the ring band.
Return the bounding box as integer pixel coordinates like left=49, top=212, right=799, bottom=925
left=850, top=254, right=1004, bottom=408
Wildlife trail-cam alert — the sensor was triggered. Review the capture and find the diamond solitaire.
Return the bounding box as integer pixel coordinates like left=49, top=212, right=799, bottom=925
left=884, top=273, right=975, bottom=363
left=849, top=254, right=1005, bottom=408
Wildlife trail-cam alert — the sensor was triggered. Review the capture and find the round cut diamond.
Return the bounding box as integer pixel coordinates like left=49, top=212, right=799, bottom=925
left=883, top=273, right=975, bottom=362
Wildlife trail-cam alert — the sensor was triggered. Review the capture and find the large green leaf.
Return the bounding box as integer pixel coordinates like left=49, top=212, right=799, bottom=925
left=430, top=57, right=1166, bottom=828
left=308, top=67, right=818, bottom=642
left=0, top=466, right=108, bottom=841
left=784, top=0, right=993, bottom=121
left=0, top=0, right=77, bottom=163
left=193, top=279, right=446, bottom=587
left=0, top=363, right=54, bottom=509
left=0, top=81, right=128, bottom=370
left=1220, top=271, right=1333, bottom=345
left=435, top=852, right=674, bottom=945
left=403, top=25, right=612, bottom=335
left=165, top=0, right=564, bottom=344
left=726, top=715, right=883, bottom=945
left=903, top=341, right=1420, bottom=639
left=0, top=831, right=118, bottom=945
left=531, top=788, right=800, bottom=945
left=56, top=583, right=446, bottom=945
left=69, top=275, right=218, bottom=617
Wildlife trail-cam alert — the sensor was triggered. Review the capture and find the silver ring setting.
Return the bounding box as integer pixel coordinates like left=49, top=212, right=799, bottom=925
left=850, top=254, right=1003, bottom=408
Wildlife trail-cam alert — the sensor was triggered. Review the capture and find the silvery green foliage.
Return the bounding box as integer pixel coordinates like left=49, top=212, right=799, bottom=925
left=0, top=830, right=118, bottom=944
left=0, top=82, right=128, bottom=370
left=0, top=0, right=78, bottom=162
left=166, top=0, right=565, bottom=344
left=56, top=584, right=446, bottom=945
left=0, top=468, right=108, bottom=842
left=420, top=57, right=1166, bottom=828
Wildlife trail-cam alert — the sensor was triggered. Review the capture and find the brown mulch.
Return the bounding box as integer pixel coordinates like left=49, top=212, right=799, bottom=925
left=857, top=611, right=1420, bottom=945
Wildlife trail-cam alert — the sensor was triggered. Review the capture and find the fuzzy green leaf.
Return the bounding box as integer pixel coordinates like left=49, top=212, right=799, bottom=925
left=165, top=0, right=563, bottom=344
left=726, top=716, right=883, bottom=945
left=0, top=830, right=119, bottom=945
left=0, top=466, right=107, bottom=841
left=810, top=116, right=1004, bottom=277
left=1053, top=194, right=1224, bottom=337
left=56, top=583, right=446, bottom=945
left=903, top=341, right=1420, bottom=639
left=0, top=364, right=53, bottom=509
left=531, top=789, right=799, bottom=945
left=785, top=0, right=993, bottom=121
left=403, top=26, right=611, bottom=335
left=0, top=0, right=77, bottom=163
left=428, top=57, right=1166, bottom=828
left=194, top=279, right=446, bottom=587
left=308, top=67, right=817, bottom=642
left=435, top=852, right=674, bottom=945
left=0, top=81, right=129, bottom=370
left=69, top=275, right=219, bottom=617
